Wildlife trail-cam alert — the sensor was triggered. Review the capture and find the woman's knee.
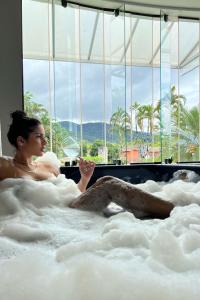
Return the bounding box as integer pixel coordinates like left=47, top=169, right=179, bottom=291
left=96, top=176, right=115, bottom=184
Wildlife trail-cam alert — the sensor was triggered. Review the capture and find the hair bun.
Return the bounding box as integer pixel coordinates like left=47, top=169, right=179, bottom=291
left=11, top=110, right=27, bottom=122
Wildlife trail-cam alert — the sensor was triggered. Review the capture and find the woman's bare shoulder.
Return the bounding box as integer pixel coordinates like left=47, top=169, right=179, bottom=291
left=0, top=156, right=13, bottom=166
left=0, top=156, right=14, bottom=180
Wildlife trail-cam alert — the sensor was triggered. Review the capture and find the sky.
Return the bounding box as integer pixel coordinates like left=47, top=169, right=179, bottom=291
left=23, top=59, right=199, bottom=123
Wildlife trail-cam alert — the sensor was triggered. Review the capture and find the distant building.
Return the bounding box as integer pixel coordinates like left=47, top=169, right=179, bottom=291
left=121, top=146, right=160, bottom=163
left=121, top=147, right=139, bottom=163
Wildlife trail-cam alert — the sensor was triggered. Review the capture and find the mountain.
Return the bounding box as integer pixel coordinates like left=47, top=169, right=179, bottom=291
left=59, top=121, right=112, bottom=142
left=59, top=121, right=152, bottom=143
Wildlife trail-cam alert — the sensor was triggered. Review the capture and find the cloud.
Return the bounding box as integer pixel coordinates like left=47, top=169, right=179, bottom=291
left=23, top=60, right=197, bottom=123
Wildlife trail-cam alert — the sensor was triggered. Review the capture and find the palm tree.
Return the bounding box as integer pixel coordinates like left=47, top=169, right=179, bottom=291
left=142, top=104, right=158, bottom=134
left=180, top=107, right=199, bottom=140
left=130, top=102, right=140, bottom=132
left=136, top=106, right=146, bottom=132
left=178, top=106, right=199, bottom=159
left=170, top=85, right=186, bottom=127
left=170, top=85, right=186, bottom=109
left=155, top=85, right=186, bottom=124
left=24, top=92, right=48, bottom=120
left=110, top=107, right=131, bottom=147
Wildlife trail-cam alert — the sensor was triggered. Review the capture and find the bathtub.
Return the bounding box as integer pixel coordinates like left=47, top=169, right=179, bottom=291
left=60, top=163, right=200, bottom=184
left=1, top=163, right=200, bottom=300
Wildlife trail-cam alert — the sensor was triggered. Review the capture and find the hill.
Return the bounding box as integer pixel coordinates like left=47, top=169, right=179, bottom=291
left=59, top=121, right=152, bottom=143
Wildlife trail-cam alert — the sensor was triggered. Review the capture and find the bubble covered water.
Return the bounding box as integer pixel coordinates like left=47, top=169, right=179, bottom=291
left=1, top=174, right=200, bottom=299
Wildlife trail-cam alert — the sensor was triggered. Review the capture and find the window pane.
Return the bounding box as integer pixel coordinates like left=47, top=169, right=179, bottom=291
left=179, top=20, right=199, bottom=162
left=23, top=1, right=200, bottom=165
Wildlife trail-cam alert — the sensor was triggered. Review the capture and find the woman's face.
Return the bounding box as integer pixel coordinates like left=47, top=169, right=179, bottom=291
left=22, top=125, right=47, bottom=156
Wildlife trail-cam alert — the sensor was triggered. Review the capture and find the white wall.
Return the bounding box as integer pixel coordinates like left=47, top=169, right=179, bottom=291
left=0, top=0, right=23, bottom=155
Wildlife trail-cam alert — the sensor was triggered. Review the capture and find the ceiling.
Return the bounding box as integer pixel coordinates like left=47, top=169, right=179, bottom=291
left=66, top=0, right=200, bottom=18
left=26, top=0, right=200, bottom=72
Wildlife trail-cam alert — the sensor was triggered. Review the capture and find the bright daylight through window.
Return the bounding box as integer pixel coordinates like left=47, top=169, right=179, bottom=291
left=22, top=0, right=200, bottom=165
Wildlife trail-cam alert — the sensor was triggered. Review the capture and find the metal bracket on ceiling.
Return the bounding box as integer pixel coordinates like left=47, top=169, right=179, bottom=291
left=114, top=8, right=120, bottom=17
left=61, top=0, right=67, bottom=8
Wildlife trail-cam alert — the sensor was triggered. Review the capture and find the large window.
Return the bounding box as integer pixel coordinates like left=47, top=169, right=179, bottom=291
left=22, top=0, right=200, bottom=164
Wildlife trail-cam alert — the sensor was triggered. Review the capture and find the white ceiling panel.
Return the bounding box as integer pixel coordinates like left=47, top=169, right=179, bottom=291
left=24, top=0, right=200, bottom=71
left=66, top=0, right=200, bottom=18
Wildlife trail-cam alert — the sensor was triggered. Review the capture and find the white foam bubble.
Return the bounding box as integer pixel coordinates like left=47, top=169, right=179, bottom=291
left=1, top=223, right=51, bottom=242
left=36, top=151, right=61, bottom=168
left=1, top=175, right=200, bottom=299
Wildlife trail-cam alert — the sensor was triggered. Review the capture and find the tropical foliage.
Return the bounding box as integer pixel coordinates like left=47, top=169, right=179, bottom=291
left=178, top=106, right=199, bottom=159
left=90, top=140, right=120, bottom=162
left=25, top=84, right=200, bottom=164
left=109, top=85, right=200, bottom=162
left=110, top=107, right=131, bottom=148
left=24, top=92, right=70, bottom=158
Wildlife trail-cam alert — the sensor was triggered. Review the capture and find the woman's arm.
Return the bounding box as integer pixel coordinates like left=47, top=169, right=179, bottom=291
left=40, top=158, right=94, bottom=189
left=77, top=158, right=95, bottom=192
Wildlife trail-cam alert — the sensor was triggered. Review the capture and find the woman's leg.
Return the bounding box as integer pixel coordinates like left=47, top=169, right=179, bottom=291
left=70, top=176, right=174, bottom=219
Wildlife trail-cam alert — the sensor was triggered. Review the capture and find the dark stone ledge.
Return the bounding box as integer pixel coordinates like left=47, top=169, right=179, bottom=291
left=60, top=163, right=200, bottom=186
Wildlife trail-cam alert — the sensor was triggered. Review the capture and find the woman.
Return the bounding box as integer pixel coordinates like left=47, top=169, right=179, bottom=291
left=0, top=111, right=174, bottom=219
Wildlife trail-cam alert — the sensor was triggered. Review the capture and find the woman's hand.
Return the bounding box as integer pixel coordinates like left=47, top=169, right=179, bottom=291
left=79, top=157, right=95, bottom=180
left=77, top=158, right=96, bottom=192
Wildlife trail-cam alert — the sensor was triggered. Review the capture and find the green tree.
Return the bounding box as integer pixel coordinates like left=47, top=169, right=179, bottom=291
left=131, top=102, right=159, bottom=134
left=107, top=142, right=120, bottom=162
left=136, top=106, right=146, bottom=132
left=156, top=85, right=186, bottom=127
left=178, top=106, right=200, bottom=160
left=89, top=140, right=120, bottom=163
left=90, top=140, right=103, bottom=157
left=180, top=107, right=199, bottom=141
left=142, top=104, right=157, bottom=134
left=170, top=85, right=186, bottom=127
left=82, top=140, right=89, bottom=156
left=24, top=91, right=70, bottom=158
left=24, top=92, right=48, bottom=120
left=130, top=102, right=140, bottom=132
left=110, top=107, right=131, bottom=148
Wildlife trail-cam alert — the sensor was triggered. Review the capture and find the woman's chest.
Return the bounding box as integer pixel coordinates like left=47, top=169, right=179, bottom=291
left=14, top=165, right=54, bottom=180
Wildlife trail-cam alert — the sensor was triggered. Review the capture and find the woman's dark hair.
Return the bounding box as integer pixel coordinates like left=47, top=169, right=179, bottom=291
left=7, top=110, right=41, bottom=148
